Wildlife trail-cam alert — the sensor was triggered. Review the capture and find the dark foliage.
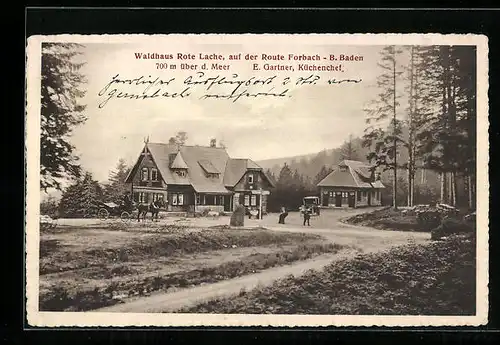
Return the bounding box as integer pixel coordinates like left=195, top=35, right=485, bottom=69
left=41, top=43, right=87, bottom=191
left=185, top=235, right=476, bottom=315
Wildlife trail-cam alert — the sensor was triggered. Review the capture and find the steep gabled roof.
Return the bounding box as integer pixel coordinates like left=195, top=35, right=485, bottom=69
left=126, top=142, right=273, bottom=193
left=317, top=168, right=359, bottom=188
left=224, top=159, right=250, bottom=186
left=317, top=160, right=384, bottom=189
left=223, top=158, right=270, bottom=187
left=170, top=151, right=189, bottom=169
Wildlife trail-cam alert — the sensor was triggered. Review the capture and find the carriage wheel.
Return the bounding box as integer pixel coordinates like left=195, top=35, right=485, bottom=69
left=98, top=208, right=109, bottom=221
left=120, top=211, right=131, bottom=223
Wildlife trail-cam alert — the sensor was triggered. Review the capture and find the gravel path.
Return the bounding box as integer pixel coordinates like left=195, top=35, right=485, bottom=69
left=95, top=222, right=430, bottom=313
left=96, top=250, right=358, bottom=313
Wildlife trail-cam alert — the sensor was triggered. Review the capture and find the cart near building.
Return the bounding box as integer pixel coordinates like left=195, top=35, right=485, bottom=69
left=97, top=201, right=134, bottom=222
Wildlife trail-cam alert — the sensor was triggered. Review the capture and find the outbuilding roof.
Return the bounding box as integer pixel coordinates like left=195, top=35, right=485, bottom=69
left=317, top=160, right=384, bottom=189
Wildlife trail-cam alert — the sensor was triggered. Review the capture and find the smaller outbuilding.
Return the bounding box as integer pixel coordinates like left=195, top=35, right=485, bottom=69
left=317, top=160, right=384, bottom=208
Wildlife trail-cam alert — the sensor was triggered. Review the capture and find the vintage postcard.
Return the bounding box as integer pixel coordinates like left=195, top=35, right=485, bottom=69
left=25, top=34, right=489, bottom=327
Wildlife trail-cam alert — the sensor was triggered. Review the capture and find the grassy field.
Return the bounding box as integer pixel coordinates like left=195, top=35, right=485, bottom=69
left=39, top=226, right=344, bottom=311
left=182, top=234, right=475, bottom=315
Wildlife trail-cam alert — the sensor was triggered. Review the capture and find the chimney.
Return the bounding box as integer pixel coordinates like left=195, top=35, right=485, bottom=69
left=210, top=138, right=216, bottom=148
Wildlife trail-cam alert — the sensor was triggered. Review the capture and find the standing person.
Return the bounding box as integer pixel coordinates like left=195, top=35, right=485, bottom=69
left=278, top=206, right=288, bottom=224
left=123, top=192, right=132, bottom=211
left=302, top=206, right=311, bottom=226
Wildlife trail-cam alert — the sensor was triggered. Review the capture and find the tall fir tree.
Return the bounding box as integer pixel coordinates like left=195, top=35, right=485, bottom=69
left=415, top=45, right=477, bottom=207
left=340, top=134, right=359, bottom=161
left=362, top=45, right=405, bottom=209
left=40, top=43, right=87, bottom=191
left=104, top=159, right=131, bottom=202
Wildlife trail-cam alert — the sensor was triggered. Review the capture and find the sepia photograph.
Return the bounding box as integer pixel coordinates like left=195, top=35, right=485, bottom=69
left=25, top=34, right=488, bottom=327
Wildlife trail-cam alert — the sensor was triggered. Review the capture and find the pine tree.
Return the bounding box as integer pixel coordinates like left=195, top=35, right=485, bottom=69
left=403, top=45, right=427, bottom=206
left=314, top=165, right=333, bottom=186
left=104, top=159, right=131, bottom=202
left=363, top=46, right=405, bottom=209
left=40, top=43, right=87, bottom=191
left=58, top=172, right=103, bottom=218
left=58, top=182, right=83, bottom=218
left=340, top=134, right=359, bottom=161
left=415, top=45, right=477, bottom=207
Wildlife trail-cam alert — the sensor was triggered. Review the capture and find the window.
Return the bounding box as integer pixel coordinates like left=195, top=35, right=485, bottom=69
left=251, top=195, right=257, bottom=206
left=362, top=191, right=367, bottom=198
left=244, top=194, right=250, bottom=206
left=357, top=191, right=361, bottom=201
left=342, top=192, right=348, bottom=198
left=138, top=192, right=147, bottom=203
left=196, top=194, right=201, bottom=205
left=151, top=168, right=158, bottom=181
left=153, top=193, right=164, bottom=202
left=329, top=192, right=334, bottom=197
left=172, top=193, right=184, bottom=205
left=176, top=170, right=187, bottom=177
left=340, top=165, right=348, bottom=172
left=141, top=167, right=149, bottom=181
left=248, top=174, right=254, bottom=184
left=219, top=196, right=224, bottom=205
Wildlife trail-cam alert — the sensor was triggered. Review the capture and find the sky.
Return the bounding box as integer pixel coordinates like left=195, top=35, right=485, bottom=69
left=64, top=40, right=396, bottom=183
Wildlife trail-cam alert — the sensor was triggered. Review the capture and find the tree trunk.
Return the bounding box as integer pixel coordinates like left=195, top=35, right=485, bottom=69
left=407, top=45, right=414, bottom=208
left=445, top=171, right=456, bottom=206
left=467, top=174, right=473, bottom=209
left=411, top=172, right=415, bottom=207
left=392, top=47, right=398, bottom=210
left=440, top=172, right=446, bottom=204
left=407, top=168, right=412, bottom=207
left=451, top=172, right=457, bottom=206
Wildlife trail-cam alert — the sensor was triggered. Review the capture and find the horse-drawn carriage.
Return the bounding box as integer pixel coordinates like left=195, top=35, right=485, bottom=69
left=97, top=201, right=134, bottom=222
left=97, top=199, right=165, bottom=222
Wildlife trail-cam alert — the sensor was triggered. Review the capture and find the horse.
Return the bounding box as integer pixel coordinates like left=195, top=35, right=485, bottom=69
left=137, top=199, right=164, bottom=222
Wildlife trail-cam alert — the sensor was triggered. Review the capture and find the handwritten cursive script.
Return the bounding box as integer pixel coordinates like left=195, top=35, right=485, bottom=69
left=96, top=73, right=362, bottom=108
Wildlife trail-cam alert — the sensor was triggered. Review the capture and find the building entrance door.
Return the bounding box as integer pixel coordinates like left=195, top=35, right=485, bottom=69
left=348, top=192, right=356, bottom=207
left=224, top=195, right=231, bottom=212
left=322, top=192, right=329, bottom=206
left=335, top=193, right=342, bottom=207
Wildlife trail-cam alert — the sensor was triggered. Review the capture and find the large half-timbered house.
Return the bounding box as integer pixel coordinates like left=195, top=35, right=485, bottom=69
left=124, top=142, right=275, bottom=213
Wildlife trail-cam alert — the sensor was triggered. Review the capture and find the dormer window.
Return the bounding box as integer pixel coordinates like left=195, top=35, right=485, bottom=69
left=339, top=165, right=348, bottom=172
left=248, top=174, right=254, bottom=184
left=176, top=170, right=187, bottom=177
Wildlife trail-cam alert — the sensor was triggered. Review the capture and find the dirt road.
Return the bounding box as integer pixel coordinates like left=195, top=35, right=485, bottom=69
left=97, top=250, right=359, bottom=313
left=95, top=211, right=430, bottom=313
